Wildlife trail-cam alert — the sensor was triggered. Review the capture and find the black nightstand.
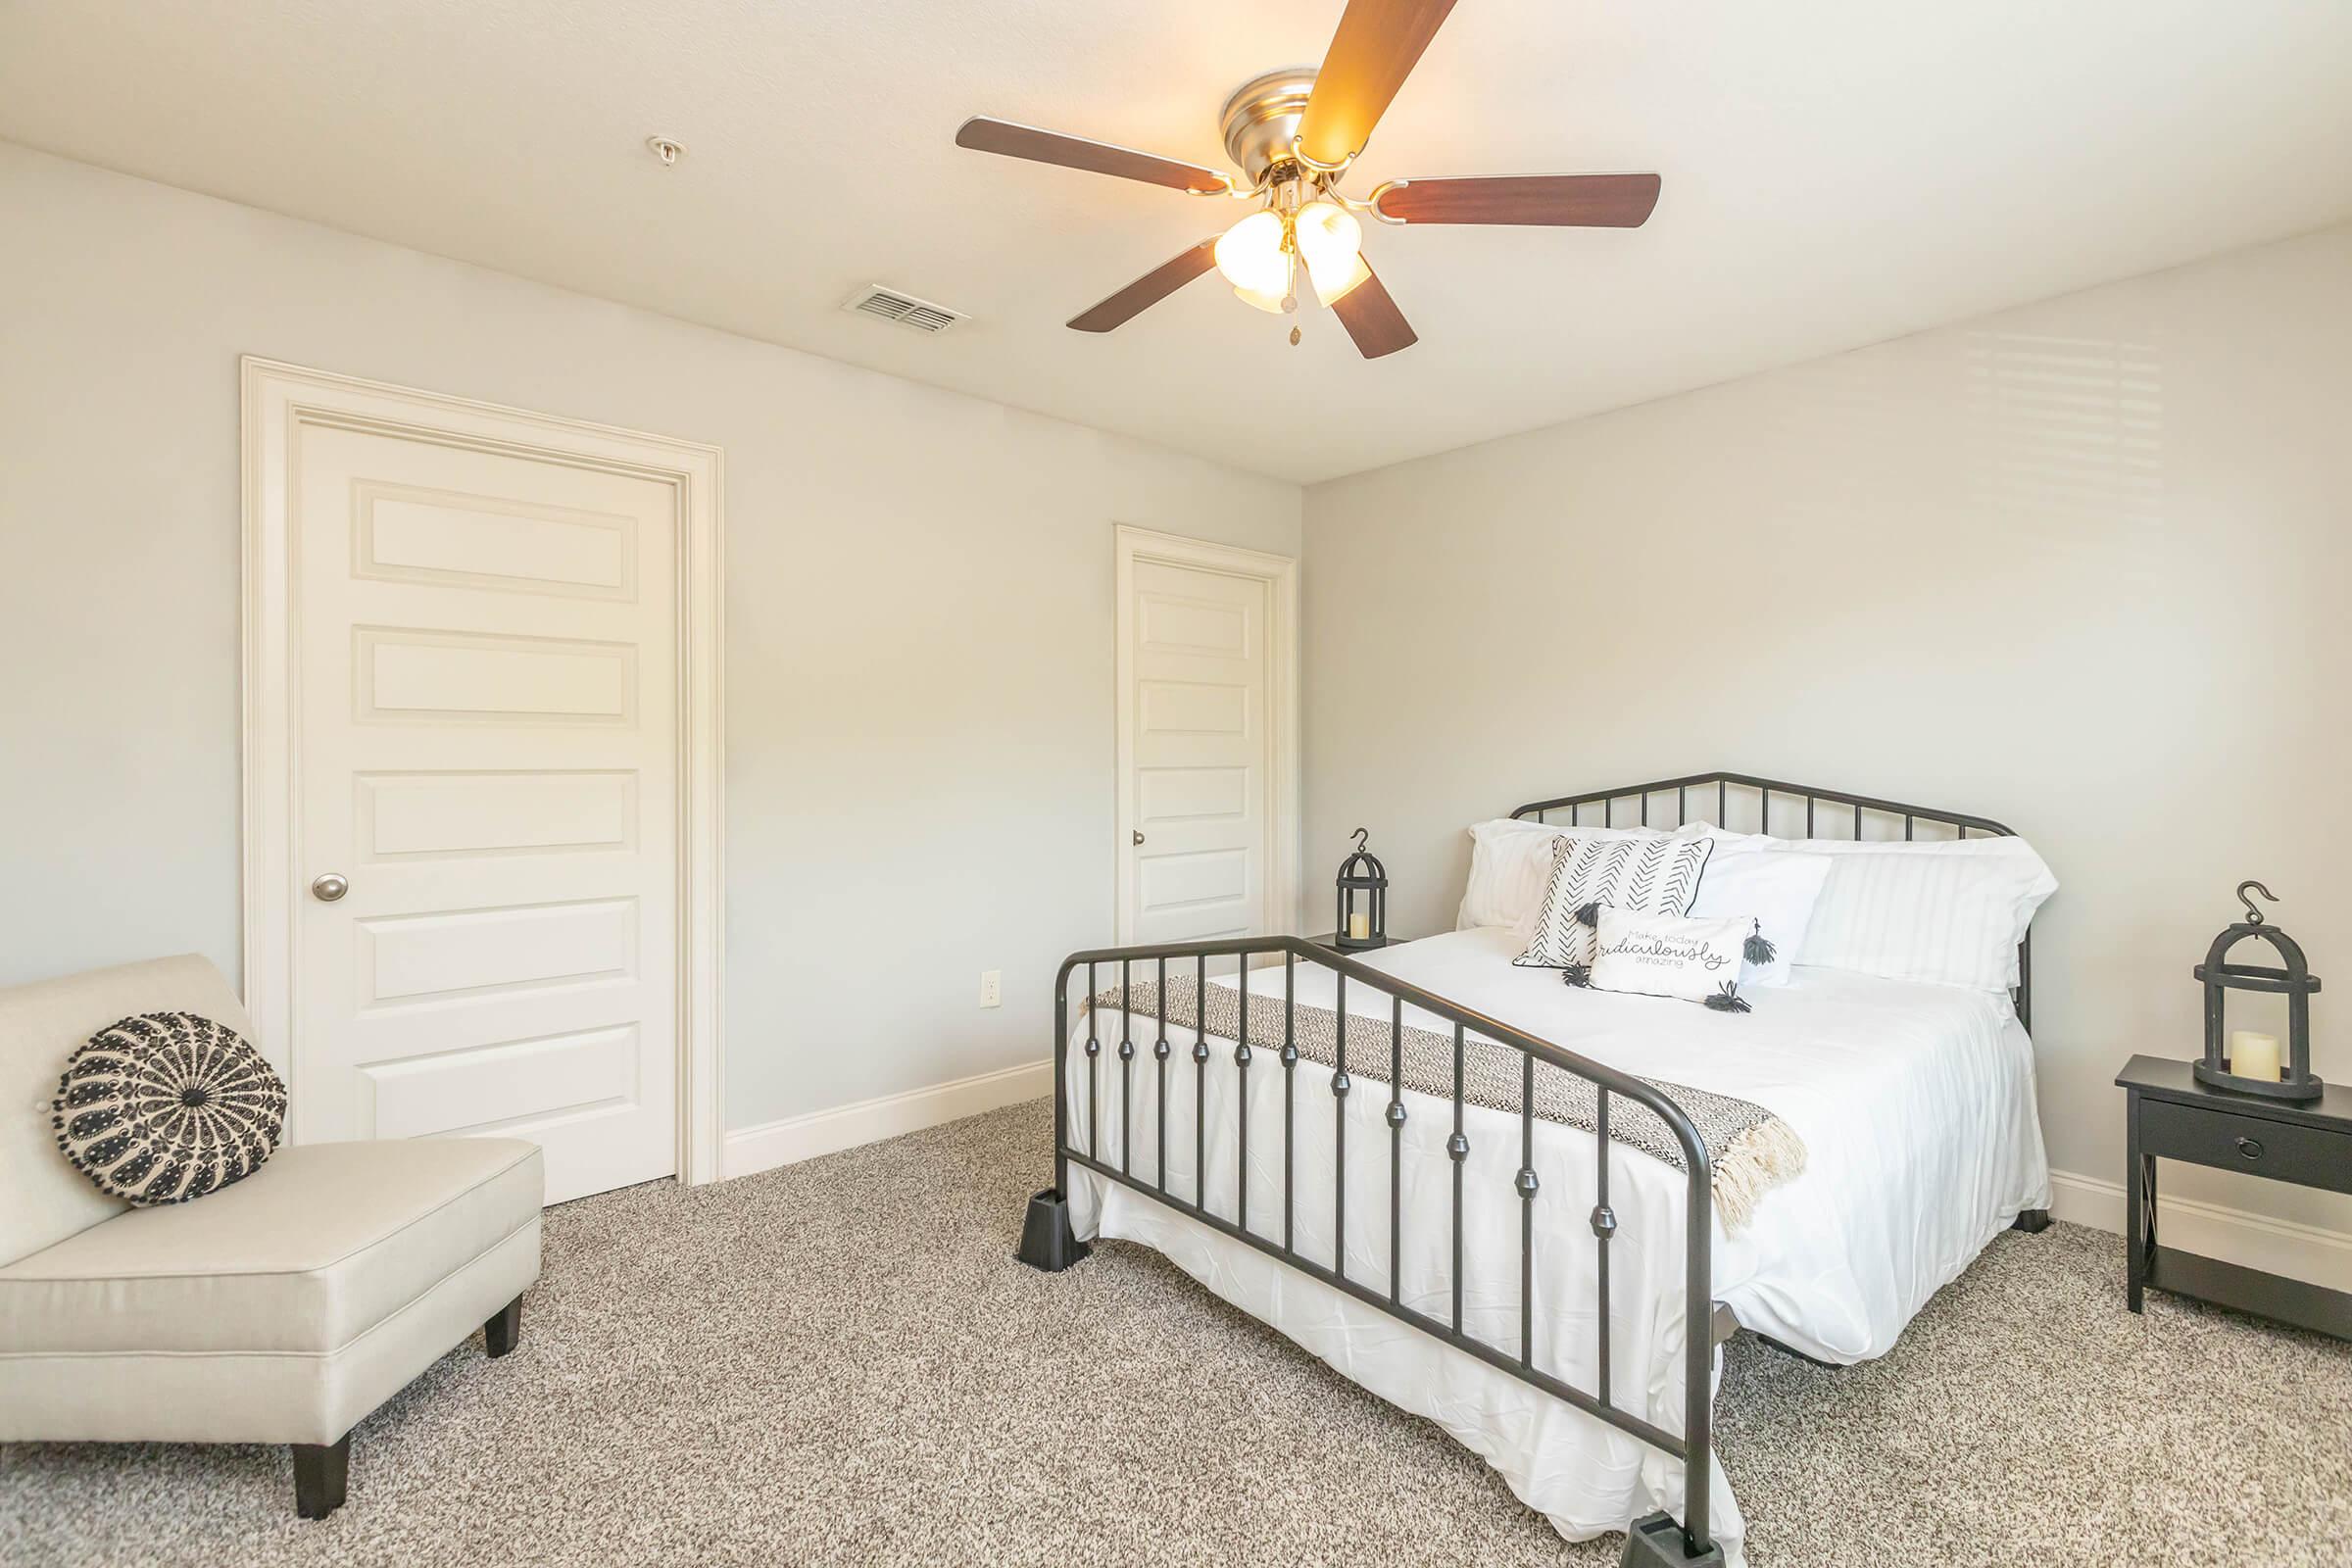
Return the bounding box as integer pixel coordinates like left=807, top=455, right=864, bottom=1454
left=2117, top=1054, right=2352, bottom=1339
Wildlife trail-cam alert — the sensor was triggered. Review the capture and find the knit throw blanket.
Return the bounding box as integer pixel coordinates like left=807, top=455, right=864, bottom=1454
left=1090, top=975, right=1805, bottom=1233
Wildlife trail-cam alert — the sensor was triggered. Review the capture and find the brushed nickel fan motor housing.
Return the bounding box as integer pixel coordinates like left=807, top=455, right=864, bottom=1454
left=1219, top=68, right=1320, bottom=184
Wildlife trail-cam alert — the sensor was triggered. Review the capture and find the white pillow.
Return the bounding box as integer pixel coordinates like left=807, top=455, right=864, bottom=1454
left=1514, top=826, right=1715, bottom=972
left=1687, top=848, right=1834, bottom=987
left=1790, top=836, right=2057, bottom=993
left=1457, top=818, right=1564, bottom=931
left=1588, top=908, right=1754, bottom=1006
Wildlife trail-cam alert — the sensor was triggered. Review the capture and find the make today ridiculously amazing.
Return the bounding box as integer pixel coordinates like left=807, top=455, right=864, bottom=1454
left=1593, top=933, right=1736, bottom=971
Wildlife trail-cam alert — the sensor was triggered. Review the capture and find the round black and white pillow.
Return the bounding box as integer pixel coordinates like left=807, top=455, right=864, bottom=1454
left=52, top=1012, right=288, bottom=1204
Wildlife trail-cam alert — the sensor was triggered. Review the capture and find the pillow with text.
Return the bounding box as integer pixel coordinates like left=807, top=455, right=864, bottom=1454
left=1585, top=908, right=1756, bottom=1011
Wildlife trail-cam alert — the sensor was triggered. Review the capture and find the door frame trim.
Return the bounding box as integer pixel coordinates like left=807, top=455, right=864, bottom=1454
left=1112, top=524, right=1300, bottom=945
left=239, top=357, right=727, bottom=1186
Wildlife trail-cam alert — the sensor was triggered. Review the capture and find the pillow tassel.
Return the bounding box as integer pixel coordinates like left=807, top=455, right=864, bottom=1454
left=1743, top=920, right=1777, bottom=967
left=1562, top=963, right=1592, bottom=988
left=1574, top=901, right=1601, bottom=929
left=1704, top=982, right=1752, bottom=1014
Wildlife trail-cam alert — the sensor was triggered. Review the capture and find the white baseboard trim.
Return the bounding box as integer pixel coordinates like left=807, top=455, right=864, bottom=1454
left=2048, top=1167, right=2352, bottom=1292
left=722, top=1057, right=1051, bottom=1181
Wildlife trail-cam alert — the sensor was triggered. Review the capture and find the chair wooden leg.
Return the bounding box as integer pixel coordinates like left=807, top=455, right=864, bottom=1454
left=292, top=1434, right=349, bottom=1519
left=483, top=1293, right=523, bottom=1358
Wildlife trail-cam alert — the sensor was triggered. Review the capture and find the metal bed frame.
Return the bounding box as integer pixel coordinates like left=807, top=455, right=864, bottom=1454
left=1015, top=772, right=2046, bottom=1567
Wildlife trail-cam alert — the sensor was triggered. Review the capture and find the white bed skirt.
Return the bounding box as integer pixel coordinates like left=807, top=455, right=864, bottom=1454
left=1067, top=1167, right=1740, bottom=1559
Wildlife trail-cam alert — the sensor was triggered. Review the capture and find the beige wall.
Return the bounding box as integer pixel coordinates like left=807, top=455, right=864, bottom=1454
left=1302, top=221, right=2352, bottom=1233
left=0, top=143, right=1301, bottom=1131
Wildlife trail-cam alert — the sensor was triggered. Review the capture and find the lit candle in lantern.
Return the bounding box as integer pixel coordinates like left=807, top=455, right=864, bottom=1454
left=2230, top=1030, right=2282, bottom=1084
left=1348, top=910, right=1371, bottom=942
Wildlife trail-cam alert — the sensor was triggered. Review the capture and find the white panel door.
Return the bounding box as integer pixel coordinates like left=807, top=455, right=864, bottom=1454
left=293, top=421, right=679, bottom=1202
left=1123, top=559, right=1271, bottom=945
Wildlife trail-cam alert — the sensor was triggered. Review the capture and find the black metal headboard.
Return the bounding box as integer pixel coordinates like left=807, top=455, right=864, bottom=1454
left=1511, top=770, right=2032, bottom=1028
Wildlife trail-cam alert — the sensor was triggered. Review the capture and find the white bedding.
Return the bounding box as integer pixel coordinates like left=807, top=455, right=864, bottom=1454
left=1060, top=928, right=2050, bottom=1566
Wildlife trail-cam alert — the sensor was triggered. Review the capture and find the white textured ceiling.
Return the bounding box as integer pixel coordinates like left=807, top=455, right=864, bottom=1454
left=5, top=0, right=2350, bottom=482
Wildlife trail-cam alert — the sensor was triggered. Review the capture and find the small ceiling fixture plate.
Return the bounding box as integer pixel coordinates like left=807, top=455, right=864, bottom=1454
left=646, top=135, right=684, bottom=167
left=841, top=284, right=967, bottom=335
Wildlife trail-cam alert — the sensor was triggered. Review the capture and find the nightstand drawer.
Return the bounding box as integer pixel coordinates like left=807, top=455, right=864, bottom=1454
left=2139, top=1099, right=2352, bottom=1195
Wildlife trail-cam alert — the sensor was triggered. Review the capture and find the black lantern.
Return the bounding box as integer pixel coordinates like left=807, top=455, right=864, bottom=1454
left=2192, top=880, right=2324, bottom=1102
left=1335, top=827, right=1388, bottom=951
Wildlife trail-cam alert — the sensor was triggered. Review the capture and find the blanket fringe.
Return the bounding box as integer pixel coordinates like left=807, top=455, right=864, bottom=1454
left=1711, top=1114, right=1809, bottom=1232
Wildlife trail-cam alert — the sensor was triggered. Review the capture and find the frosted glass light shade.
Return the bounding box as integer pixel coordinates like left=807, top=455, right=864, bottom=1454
left=1214, top=210, right=1289, bottom=297
left=1295, top=201, right=1367, bottom=305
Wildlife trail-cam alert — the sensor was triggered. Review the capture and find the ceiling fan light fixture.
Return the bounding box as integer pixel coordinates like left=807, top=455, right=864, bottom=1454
left=1214, top=209, right=1289, bottom=297
left=1296, top=200, right=1368, bottom=305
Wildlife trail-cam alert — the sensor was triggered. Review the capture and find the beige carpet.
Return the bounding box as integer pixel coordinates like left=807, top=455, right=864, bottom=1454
left=4, top=1098, right=2349, bottom=1567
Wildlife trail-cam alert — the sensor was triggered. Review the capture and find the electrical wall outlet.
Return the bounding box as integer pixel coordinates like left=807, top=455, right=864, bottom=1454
left=979, top=969, right=1002, bottom=1008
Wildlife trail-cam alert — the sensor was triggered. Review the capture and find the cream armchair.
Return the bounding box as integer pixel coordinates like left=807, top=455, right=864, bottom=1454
left=0, top=955, right=544, bottom=1518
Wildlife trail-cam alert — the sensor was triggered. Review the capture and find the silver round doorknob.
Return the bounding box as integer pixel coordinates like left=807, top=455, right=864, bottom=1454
left=1132, top=830, right=1146, bottom=846
left=311, top=873, right=350, bottom=903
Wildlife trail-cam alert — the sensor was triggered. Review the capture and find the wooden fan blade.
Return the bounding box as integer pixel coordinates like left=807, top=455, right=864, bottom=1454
left=1330, top=261, right=1417, bottom=359
left=1375, top=172, right=1662, bottom=227
left=1068, top=241, right=1221, bottom=333
left=1296, top=0, right=1460, bottom=168
left=956, top=117, right=1229, bottom=195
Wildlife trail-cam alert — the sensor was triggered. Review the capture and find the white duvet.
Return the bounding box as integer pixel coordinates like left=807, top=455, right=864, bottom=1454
left=1060, top=928, right=2050, bottom=1565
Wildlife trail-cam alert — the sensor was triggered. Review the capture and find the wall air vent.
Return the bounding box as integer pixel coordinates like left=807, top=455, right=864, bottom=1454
left=841, top=284, right=967, bottom=335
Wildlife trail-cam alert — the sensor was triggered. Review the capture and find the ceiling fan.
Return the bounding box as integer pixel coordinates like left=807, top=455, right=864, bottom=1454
left=955, top=0, right=1659, bottom=359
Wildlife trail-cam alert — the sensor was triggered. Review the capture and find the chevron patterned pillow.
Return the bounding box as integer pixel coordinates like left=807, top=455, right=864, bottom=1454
left=1513, top=826, right=1715, bottom=979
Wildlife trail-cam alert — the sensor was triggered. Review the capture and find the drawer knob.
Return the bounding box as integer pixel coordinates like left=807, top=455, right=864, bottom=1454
left=2236, top=1136, right=2264, bottom=1160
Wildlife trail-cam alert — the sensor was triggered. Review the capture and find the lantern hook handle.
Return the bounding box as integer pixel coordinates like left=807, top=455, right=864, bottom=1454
left=1350, top=827, right=1369, bottom=854
left=2237, top=879, right=2278, bottom=925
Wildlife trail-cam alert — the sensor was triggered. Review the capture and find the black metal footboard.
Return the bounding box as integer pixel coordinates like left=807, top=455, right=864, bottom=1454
left=1017, top=935, right=1724, bottom=1568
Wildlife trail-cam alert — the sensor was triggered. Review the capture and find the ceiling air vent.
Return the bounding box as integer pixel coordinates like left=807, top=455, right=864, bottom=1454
left=841, top=284, right=966, bottom=335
